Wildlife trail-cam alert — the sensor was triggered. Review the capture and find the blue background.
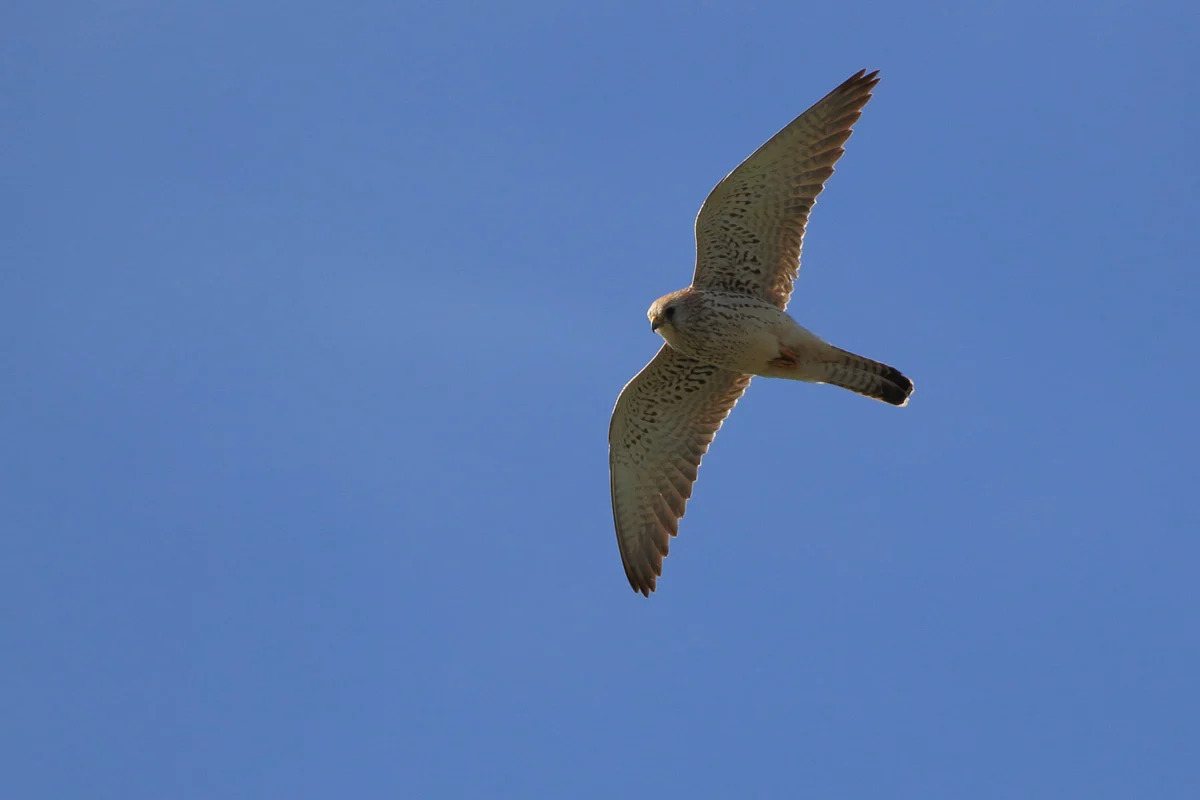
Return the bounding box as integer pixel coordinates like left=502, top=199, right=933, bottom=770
left=5, top=1, right=1198, bottom=797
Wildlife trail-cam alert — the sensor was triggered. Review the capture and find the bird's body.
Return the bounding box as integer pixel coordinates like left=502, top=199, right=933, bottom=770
left=649, top=287, right=912, bottom=404
left=649, top=288, right=811, bottom=374
left=608, top=69, right=914, bottom=595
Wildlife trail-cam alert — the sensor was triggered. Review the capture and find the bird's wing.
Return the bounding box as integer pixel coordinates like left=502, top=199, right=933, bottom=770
left=609, top=345, right=751, bottom=595
left=692, top=69, right=879, bottom=310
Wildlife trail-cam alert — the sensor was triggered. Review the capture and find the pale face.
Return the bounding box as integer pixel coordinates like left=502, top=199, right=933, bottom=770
left=647, top=299, right=679, bottom=335
left=647, top=289, right=695, bottom=339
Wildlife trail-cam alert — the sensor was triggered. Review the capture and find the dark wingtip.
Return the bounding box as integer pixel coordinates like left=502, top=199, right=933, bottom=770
left=624, top=561, right=658, bottom=597
left=826, top=69, right=881, bottom=109
left=845, top=68, right=881, bottom=86
left=628, top=577, right=653, bottom=597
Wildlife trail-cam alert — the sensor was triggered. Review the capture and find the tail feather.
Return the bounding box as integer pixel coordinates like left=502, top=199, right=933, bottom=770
left=820, top=348, right=913, bottom=406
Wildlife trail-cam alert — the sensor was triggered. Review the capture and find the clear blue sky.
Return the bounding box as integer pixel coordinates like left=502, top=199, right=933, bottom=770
left=5, top=2, right=1199, bottom=797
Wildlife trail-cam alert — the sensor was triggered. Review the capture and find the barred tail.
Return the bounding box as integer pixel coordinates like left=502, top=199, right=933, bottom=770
left=820, top=348, right=914, bottom=407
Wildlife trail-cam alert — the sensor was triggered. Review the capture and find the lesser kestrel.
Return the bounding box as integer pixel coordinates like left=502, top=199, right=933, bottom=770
left=608, top=69, right=914, bottom=596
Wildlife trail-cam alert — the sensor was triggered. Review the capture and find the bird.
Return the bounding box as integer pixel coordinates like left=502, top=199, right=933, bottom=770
left=608, top=69, right=913, bottom=596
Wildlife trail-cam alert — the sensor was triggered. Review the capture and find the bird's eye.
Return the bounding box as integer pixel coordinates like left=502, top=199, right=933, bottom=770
left=664, top=306, right=676, bottom=320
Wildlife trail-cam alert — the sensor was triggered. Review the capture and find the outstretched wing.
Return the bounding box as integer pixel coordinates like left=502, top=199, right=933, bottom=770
left=693, top=69, right=879, bottom=310
left=608, top=345, right=752, bottom=595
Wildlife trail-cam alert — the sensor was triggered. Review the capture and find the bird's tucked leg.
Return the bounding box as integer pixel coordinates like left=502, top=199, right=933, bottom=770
left=768, top=345, right=802, bottom=369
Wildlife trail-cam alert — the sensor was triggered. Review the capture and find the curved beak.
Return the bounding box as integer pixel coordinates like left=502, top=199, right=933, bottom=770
left=650, top=317, right=663, bottom=332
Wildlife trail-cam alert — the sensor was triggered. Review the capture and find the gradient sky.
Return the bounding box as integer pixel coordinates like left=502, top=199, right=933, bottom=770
left=5, top=2, right=1199, bottom=798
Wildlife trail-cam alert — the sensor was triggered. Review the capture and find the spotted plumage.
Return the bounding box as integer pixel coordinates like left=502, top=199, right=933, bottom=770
left=608, top=69, right=915, bottom=596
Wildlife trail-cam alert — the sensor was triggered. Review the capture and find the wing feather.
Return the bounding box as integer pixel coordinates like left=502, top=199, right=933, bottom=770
left=608, top=345, right=751, bottom=595
left=693, top=69, right=880, bottom=309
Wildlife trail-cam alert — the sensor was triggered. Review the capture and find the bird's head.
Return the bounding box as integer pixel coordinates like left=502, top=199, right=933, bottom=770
left=647, top=289, right=695, bottom=341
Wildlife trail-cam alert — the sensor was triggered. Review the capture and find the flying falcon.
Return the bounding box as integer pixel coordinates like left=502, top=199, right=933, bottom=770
left=608, top=69, right=913, bottom=596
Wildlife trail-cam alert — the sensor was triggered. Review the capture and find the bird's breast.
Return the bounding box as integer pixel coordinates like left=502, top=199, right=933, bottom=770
left=665, top=311, right=784, bottom=374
